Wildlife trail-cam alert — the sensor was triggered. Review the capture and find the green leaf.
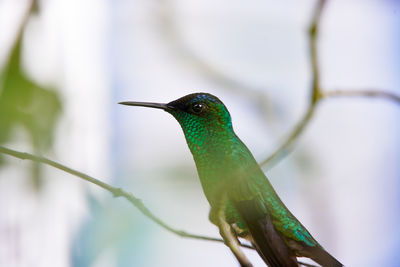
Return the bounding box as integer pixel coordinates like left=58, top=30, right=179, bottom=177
left=0, top=37, right=62, bottom=187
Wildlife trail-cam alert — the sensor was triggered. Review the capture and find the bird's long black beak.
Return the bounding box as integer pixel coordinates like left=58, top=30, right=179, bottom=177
left=118, top=101, right=174, bottom=111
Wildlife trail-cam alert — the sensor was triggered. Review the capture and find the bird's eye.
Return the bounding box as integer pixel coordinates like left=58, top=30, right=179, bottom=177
left=191, top=103, right=205, bottom=114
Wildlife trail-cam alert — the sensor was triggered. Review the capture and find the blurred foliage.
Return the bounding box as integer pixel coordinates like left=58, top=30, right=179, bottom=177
left=0, top=36, right=62, bottom=187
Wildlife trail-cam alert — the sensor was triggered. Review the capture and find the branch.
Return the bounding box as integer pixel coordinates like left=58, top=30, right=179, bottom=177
left=216, top=193, right=253, bottom=267
left=155, top=0, right=280, bottom=129
left=322, top=89, right=400, bottom=105
left=259, top=0, right=400, bottom=169
left=259, top=104, right=318, bottom=168
left=157, top=0, right=264, bottom=97
left=1, top=145, right=323, bottom=267
left=0, top=146, right=254, bottom=250
left=260, top=0, right=327, bottom=168
left=309, top=0, right=326, bottom=102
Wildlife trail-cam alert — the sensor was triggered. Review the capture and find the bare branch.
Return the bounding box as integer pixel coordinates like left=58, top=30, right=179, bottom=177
left=156, top=0, right=263, bottom=97
left=309, top=0, right=327, bottom=102
left=216, top=193, right=253, bottom=267
left=259, top=103, right=318, bottom=168
left=260, top=0, right=327, bottom=168
left=155, top=0, right=280, bottom=129
left=0, top=146, right=254, bottom=250
left=259, top=0, right=399, bottom=170
left=322, top=89, right=400, bottom=105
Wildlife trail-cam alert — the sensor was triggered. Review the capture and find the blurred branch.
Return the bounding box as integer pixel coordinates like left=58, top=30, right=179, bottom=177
left=309, top=0, right=326, bottom=103
left=0, top=145, right=254, bottom=250
left=157, top=0, right=264, bottom=96
left=0, top=146, right=318, bottom=266
left=156, top=0, right=279, bottom=126
left=260, top=0, right=326, bottom=168
left=259, top=103, right=317, bottom=168
left=322, top=89, right=400, bottom=104
left=259, top=0, right=400, bottom=169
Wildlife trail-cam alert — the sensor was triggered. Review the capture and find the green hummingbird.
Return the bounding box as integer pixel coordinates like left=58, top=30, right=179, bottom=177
left=120, top=93, right=343, bottom=267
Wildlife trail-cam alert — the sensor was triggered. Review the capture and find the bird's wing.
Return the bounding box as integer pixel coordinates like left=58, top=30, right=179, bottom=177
left=259, top=185, right=344, bottom=267
left=224, top=159, right=297, bottom=266
left=234, top=198, right=299, bottom=267
left=227, top=165, right=343, bottom=267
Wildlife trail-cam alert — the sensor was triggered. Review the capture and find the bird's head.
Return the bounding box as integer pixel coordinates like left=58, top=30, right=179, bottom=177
left=119, top=93, right=234, bottom=150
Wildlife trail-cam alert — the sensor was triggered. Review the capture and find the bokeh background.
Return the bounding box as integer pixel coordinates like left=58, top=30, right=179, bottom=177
left=1, top=0, right=399, bottom=266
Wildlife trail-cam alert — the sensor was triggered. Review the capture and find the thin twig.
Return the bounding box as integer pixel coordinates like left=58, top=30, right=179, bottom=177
left=260, top=87, right=400, bottom=169
left=322, top=89, right=400, bottom=105
left=157, top=0, right=265, bottom=98
left=0, top=146, right=254, bottom=250
left=309, top=0, right=326, bottom=102
left=260, top=0, right=400, bottom=168
left=0, top=146, right=322, bottom=265
left=259, top=104, right=318, bottom=168
left=260, top=0, right=327, bottom=168
left=155, top=0, right=280, bottom=131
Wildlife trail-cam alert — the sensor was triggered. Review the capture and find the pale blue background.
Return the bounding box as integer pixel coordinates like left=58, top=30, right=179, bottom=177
left=0, top=0, right=399, bottom=266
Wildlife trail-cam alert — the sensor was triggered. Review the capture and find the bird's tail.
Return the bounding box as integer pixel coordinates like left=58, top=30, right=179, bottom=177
left=306, top=246, right=343, bottom=267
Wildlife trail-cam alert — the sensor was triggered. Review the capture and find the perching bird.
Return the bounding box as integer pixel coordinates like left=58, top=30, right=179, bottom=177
left=120, top=93, right=343, bottom=267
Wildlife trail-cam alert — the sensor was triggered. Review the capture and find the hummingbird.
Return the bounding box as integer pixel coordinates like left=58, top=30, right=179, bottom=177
left=120, top=93, right=343, bottom=267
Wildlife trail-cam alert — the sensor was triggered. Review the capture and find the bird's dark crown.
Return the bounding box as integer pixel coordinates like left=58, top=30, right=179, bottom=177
left=167, top=93, right=224, bottom=115
left=166, top=92, right=233, bottom=137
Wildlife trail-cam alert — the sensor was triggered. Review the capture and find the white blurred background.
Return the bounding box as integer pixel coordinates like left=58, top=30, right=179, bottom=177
left=0, top=0, right=399, bottom=266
